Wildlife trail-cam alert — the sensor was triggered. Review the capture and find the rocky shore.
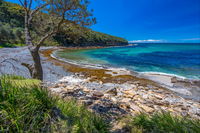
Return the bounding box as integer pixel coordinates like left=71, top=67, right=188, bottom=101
left=47, top=74, right=200, bottom=122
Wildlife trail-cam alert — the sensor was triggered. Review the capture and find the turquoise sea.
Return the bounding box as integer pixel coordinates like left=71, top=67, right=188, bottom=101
left=56, top=43, right=200, bottom=79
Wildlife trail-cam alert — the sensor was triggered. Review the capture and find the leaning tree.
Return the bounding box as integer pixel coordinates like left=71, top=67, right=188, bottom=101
left=18, top=0, right=95, bottom=80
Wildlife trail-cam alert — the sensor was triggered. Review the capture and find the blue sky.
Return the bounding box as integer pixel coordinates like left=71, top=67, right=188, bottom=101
left=7, top=0, right=200, bottom=42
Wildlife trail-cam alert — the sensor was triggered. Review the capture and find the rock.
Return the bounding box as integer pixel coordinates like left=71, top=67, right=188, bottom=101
left=99, top=81, right=103, bottom=85
left=167, top=108, right=175, bottom=113
left=106, top=88, right=118, bottom=95
left=83, top=87, right=90, bottom=93
left=138, top=104, right=154, bottom=113
left=154, top=100, right=170, bottom=106
left=132, top=95, right=141, bottom=101
left=121, top=98, right=131, bottom=103
left=122, top=90, right=136, bottom=98
left=138, top=86, right=144, bottom=89
left=103, top=94, right=112, bottom=98
left=63, top=85, right=75, bottom=91
left=130, top=104, right=142, bottom=112
left=119, top=103, right=130, bottom=110
left=93, top=91, right=104, bottom=97
left=49, top=87, right=62, bottom=93
left=142, top=94, right=149, bottom=99
left=171, top=77, right=177, bottom=83
left=147, top=85, right=155, bottom=89
left=153, top=93, right=164, bottom=100
left=111, top=97, right=118, bottom=103
left=53, top=83, right=66, bottom=88
left=81, top=99, right=93, bottom=106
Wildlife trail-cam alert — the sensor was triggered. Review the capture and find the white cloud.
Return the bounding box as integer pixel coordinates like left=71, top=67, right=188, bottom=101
left=180, top=38, right=200, bottom=41
left=128, top=39, right=163, bottom=43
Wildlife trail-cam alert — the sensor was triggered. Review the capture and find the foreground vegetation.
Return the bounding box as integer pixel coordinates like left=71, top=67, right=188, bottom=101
left=0, top=75, right=199, bottom=132
left=128, top=113, right=200, bottom=133
left=0, top=0, right=127, bottom=48
left=0, top=75, right=109, bottom=132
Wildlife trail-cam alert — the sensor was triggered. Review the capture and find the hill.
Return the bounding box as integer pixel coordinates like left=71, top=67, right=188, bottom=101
left=0, top=0, right=128, bottom=47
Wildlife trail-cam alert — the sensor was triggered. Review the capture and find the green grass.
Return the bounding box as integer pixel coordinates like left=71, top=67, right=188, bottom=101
left=0, top=43, right=25, bottom=48
left=0, top=75, right=109, bottom=133
left=128, top=112, right=200, bottom=133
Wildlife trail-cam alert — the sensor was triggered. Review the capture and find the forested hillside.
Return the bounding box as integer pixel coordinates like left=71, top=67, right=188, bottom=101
left=0, top=0, right=128, bottom=47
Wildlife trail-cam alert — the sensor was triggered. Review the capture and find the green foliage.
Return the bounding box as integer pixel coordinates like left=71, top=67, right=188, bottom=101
left=0, top=0, right=128, bottom=47
left=0, top=75, right=109, bottom=132
left=0, top=43, right=25, bottom=48
left=55, top=27, right=127, bottom=47
left=129, top=112, right=200, bottom=133
left=0, top=1, right=24, bottom=45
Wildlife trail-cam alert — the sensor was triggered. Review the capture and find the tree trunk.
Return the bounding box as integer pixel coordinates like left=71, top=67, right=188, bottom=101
left=24, top=9, right=43, bottom=80
left=29, top=46, right=43, bottom=80
left=25, top=10, right=32, bottom=46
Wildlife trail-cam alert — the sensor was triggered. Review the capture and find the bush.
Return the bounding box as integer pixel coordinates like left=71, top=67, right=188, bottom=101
left=0, top=75, right=109, bottom=132
left=129, top=112, right=200, bottom=133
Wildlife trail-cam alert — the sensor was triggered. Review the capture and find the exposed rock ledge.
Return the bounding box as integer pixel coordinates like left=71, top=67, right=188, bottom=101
left=47, top=74, right=200, bottom=122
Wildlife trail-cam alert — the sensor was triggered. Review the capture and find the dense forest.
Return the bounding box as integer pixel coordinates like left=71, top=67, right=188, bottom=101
left=0, top=0, right=128, bottom=47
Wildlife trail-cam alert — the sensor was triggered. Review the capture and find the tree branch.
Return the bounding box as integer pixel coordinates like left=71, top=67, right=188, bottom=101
left=28, top=0, right=33, bottom=11
left=18, top=0, right=25, bottom=7
left=36, top=13, right=66, bottom=48
left=28, top=3, right=48, bottom=23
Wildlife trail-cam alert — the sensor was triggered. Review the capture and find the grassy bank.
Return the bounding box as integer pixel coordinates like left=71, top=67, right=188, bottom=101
left=0, top=75, right=109, bottom=132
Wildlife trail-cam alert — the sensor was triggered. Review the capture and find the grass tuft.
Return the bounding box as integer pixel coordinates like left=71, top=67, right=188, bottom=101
left=0, top=75, right=109, bottom=132
left=129, top=112, right=200, bottom=133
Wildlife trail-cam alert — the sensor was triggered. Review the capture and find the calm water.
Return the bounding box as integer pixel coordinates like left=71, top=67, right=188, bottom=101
left=56, top=43, right=200, bottom=79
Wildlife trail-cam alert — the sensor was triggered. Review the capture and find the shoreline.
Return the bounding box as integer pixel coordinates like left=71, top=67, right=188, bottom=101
left=1, top=46, right=200, bottom=120
left=42, top=47, right=200, bottom=120
left=47, top=47, right=200, bottom=101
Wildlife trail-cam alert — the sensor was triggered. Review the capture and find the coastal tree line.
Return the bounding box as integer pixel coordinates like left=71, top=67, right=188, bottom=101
left=0, top=0, right=127, bottom=47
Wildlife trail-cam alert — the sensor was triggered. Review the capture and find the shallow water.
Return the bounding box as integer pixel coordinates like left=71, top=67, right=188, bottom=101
left=56, top=43, right=200, bottom=79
